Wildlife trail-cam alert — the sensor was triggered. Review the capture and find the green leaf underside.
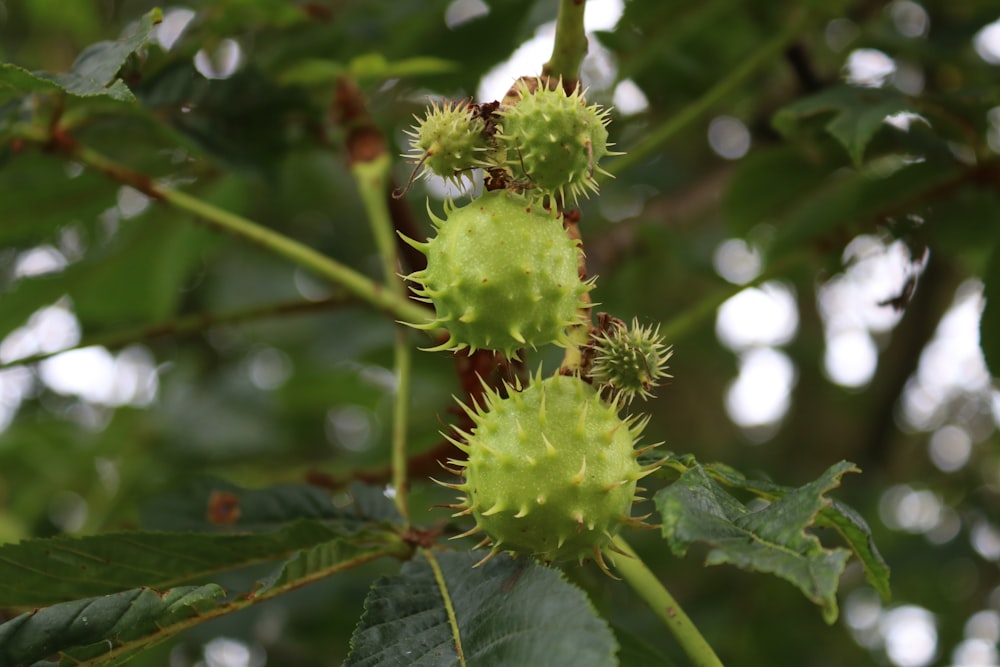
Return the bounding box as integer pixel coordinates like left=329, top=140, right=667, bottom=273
left=773, top=85, right=913, bottom=164
left=345, top=551, right=618, bottom=667
left=655, top=461, right=860, bottom=624
left=692, top=459, right=891, bottom=601
left=0, top=520, right=398, bottom=607
left=0, top=534, right=407, bottom=666
left=140, top=479, right=402, bottom=532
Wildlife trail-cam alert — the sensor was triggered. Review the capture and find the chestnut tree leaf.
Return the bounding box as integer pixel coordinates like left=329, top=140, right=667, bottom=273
left=140, top=479, right=401, bottom=532
left=655, top=461, right=859, bottom=624
left=693, top=459, right=890, bottom=601
left=0, top=521, right=401, bottom=607
left=773, top=85, right=913, bottom=165
left=0, top=529, right=405, bottom=666
left=0, top=584, right=225, bottom=667
left=345, top=550, right=617, bottom=666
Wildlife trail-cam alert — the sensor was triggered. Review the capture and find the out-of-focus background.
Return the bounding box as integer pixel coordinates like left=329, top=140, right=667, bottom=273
left=2, top=0, right=1000, bottom=664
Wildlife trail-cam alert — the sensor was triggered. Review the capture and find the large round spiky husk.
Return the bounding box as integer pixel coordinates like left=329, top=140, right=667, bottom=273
left=402, top=190, right=591, bottom=357
left=443, top=374, right=657, bottom=571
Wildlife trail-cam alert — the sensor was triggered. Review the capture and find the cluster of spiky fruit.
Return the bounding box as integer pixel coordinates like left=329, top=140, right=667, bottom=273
left=402, top=77, right=613, bottom=204
left=401, top=78, right=671, bottom=573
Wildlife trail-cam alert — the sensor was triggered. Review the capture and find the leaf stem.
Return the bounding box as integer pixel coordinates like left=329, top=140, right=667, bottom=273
left=615, top=538, right=725, bottom=667
left=352, top=154, right=413, bottom=525
left=424, top=548, right=467, bottom=667
left=610, top=9, right=810, bottom=175
left=544, top=0, right=588, bottom=83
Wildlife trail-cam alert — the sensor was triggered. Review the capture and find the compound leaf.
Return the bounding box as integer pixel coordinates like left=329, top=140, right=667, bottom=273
left=655, top=461, right=859, bottom=624
left=345, top=550, right=617, bottom=667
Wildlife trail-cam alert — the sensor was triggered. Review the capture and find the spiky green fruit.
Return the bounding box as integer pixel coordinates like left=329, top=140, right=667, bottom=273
left=497, top=79, right=614, bottom=204
left=441, top=374, right=658, bottom=573
left=590, top=317, right=673, bottom=404
left=402, top=190, right=591, bottom=357
left=404, top=99, right=491, bottom=186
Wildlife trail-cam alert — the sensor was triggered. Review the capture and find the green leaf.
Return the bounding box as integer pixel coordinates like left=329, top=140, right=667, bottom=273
left=140, top=479, right=402, bottom=532
left=0, top=526, right=406, bottom=665
left=691, top=459, right=891, bottom=601
left=981, top=238, right=1000, bottom=378
left=0, top=520, right=396, bottom=607
left=773, top=85, right=914, bottom=164
left=345, top=551, right=618, bottom=666
left=0, top=63, right=64, bottom=105
left=47, top=8, right=163, bottom=103
left=0, top=584, right=225, bottom=667
left=655, top=461, right=860, bottom=624
left=768, top=156, right=959, bottom=260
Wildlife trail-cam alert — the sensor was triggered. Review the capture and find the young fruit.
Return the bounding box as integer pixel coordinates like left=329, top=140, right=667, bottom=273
left=403, top=99, right=491, bottom=187
left=589, top=317, right=673, bottom=404
left=497, top=79, right=614, bottom=204
left=440, top=373, right=659, bottom=574
left=402, top=190, right=592, bottom=357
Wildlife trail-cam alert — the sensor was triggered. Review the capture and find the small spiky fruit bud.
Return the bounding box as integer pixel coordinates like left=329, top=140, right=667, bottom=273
left=589, top=318, right=672, bottom=404
left=441, top=373, right=658, bottom=574
left=497, top=79, right=614, bottom=204
left=401, top=190, right=592, bottom=357
left=404, top=99, right=491, bottom=185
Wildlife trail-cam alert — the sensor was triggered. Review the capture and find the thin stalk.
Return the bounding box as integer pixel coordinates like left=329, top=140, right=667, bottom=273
left=610, top=9, right=809, bottom=175
left=615, top=538, right=725, bottom=667
left=352, top=154, right=412, bottom=525
left=544, top=0, right=589, bottom=83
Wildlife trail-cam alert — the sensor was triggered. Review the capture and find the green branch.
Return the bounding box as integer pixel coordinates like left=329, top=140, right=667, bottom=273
left=14, top=126, right=433, bottom=330
left=353, top=154, right=413, bottom=525
left=615, top=538, right=725, bottom=667
left=544, top=0, right=589, bottom=83
left=610, top=9, right=809, bottom=175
